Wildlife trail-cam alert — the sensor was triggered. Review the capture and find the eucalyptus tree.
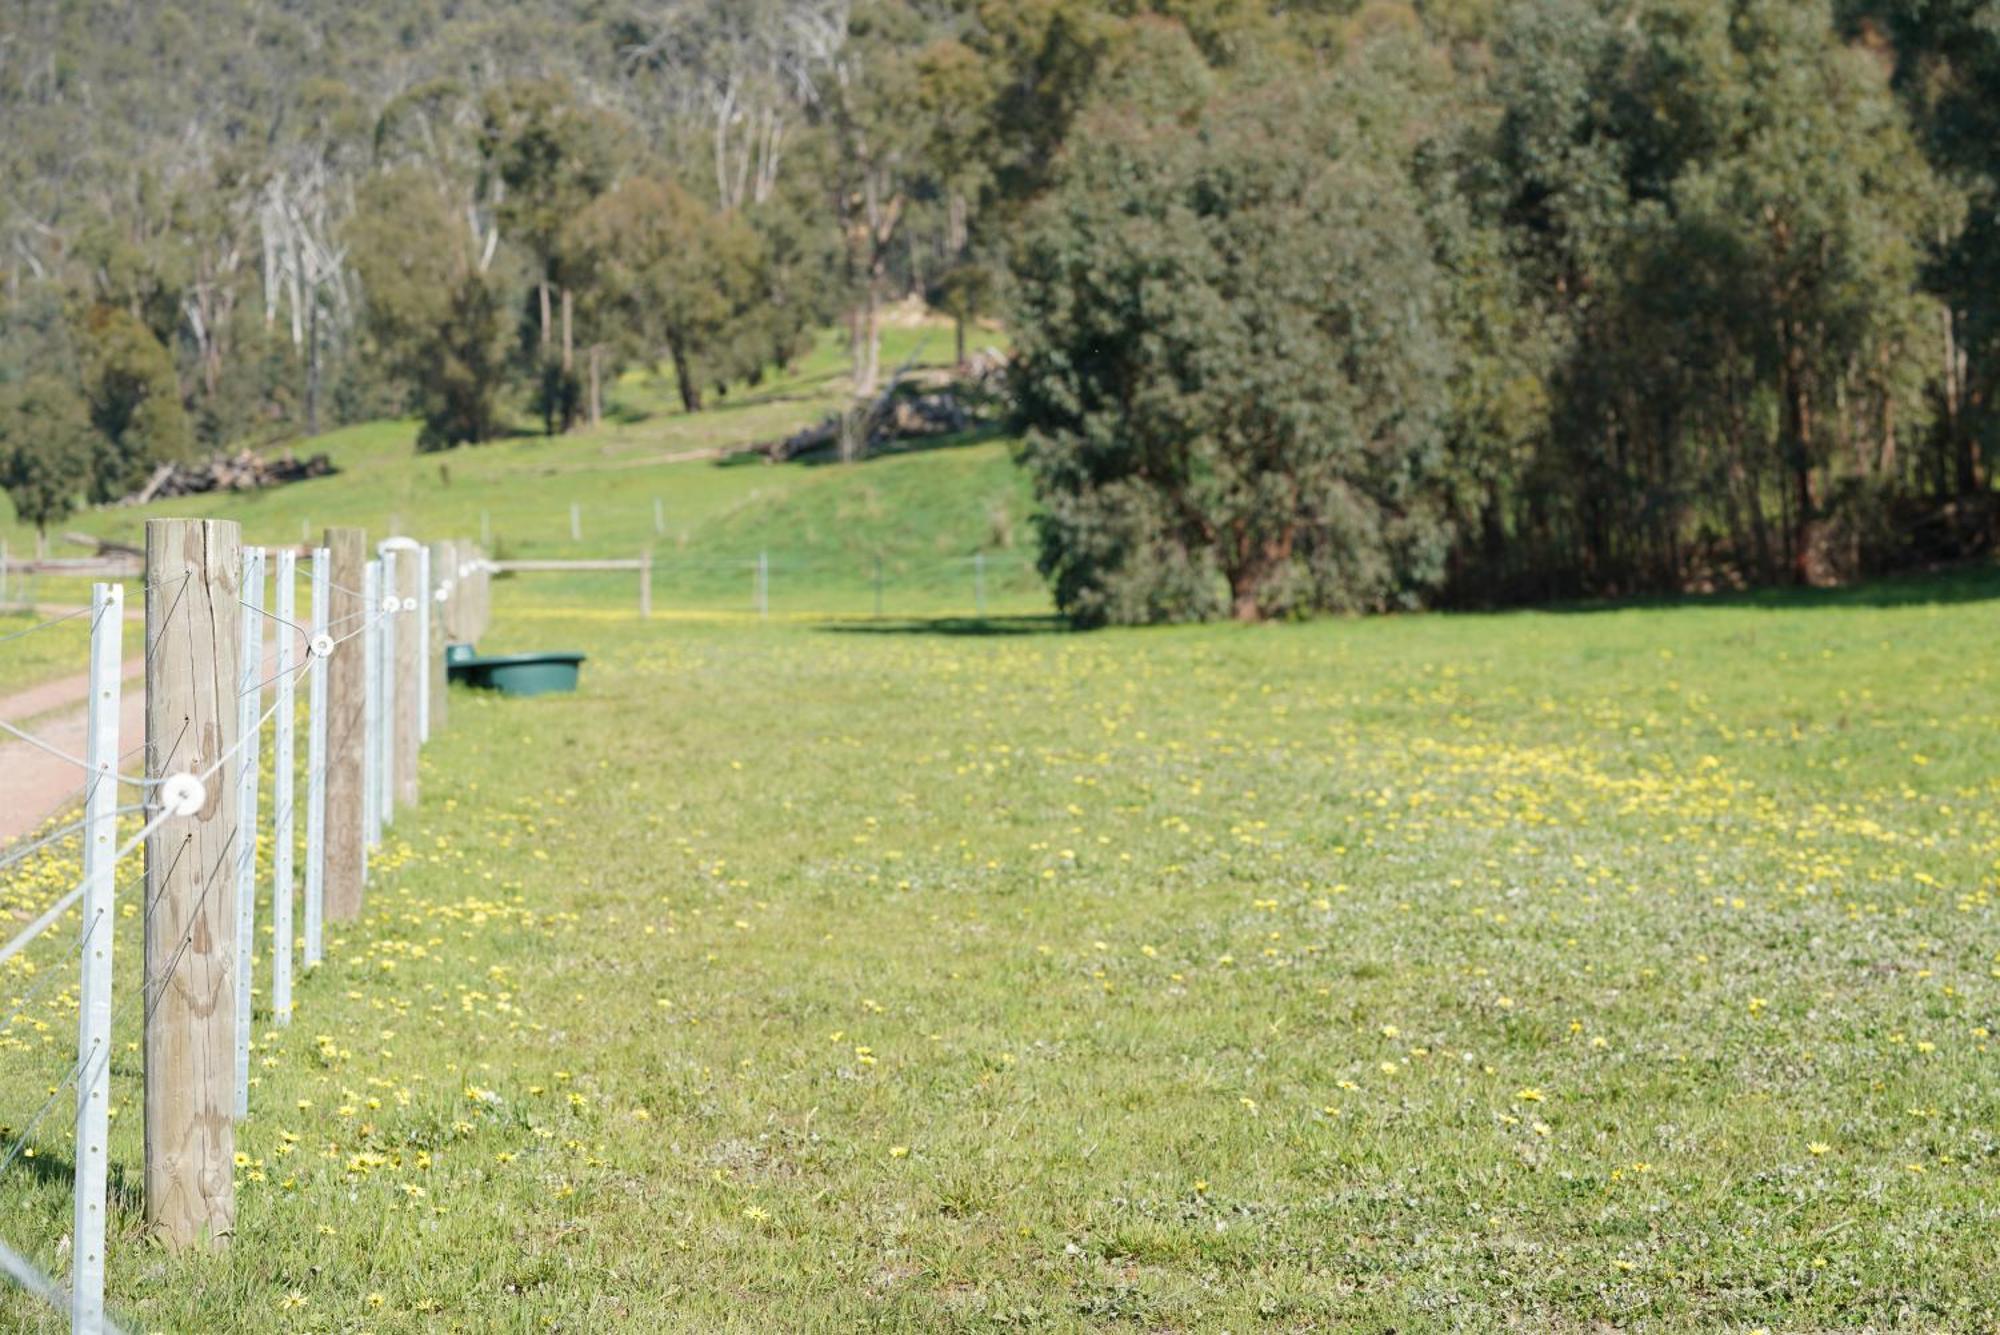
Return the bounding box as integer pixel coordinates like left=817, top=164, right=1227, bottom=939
left=0, top=375, right=94, bottom=547
left=477, top=79, right=627, bottom=434
left=617, top=0, right=849, bottom=209
left=1850, top=0, right=2000, bottom=498
left=346, top=169, right=512, bottom=451
left=1011, top=28, right=1456, bottom=624
left=571, top=177, right=766, bottom=412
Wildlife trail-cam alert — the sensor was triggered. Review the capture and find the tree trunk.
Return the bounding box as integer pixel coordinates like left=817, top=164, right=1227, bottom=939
left=1876, top=342, right=1897, bottom=480
left=560, top=286, right=576, bottom=433
left=561, top=287, right=574, bottom=375
left=670, top=340, right=703, bottom=413
left=1226, top=527, right=1293, bottom=622
left=954, top=313, right=966, bottom=368
left=305, top=296, right=320, bottom=438
left=1229, top=571, right=1263, bottom=622
left=539, top=281, right=552, bottom=356
left=858, top=270, right=882, bottom=397
left=1779, top=328, right=1816, bottom=584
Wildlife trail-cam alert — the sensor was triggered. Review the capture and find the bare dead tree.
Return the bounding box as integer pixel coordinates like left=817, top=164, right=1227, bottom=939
left=622, top=0, right=848, bottom=209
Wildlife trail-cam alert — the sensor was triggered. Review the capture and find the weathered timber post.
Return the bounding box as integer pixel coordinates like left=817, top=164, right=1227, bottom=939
left=382, top=538, right=420, bottom=809
left=144, top=517, right=240, bottom=1248
left=374, top=548, right=397, bottom=830
left=322, top=527, right=367, bottom=921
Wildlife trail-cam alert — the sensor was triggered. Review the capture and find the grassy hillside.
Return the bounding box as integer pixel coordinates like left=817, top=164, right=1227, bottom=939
left=1, top=320, right=1042, bottom=621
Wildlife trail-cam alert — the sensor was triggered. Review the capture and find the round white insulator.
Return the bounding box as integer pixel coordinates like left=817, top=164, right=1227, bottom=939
left=161, top=773, right=206, bottom=817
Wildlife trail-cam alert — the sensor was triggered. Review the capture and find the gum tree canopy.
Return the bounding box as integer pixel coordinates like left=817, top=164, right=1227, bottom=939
left=1010, top=66, right=1454, bottom=626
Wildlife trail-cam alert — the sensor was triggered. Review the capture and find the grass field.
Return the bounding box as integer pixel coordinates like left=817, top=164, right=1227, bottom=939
left=5, top=325, right=2000, bottom=1329
left=2, top=565, right=1998, bottom=1329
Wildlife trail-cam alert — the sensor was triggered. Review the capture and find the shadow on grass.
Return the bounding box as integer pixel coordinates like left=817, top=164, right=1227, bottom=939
left=818, top=614, right=1068, bottom=637
left=4, top=1137, right=143, bottom=1218
left=1517, top=559, right=2000, bottom=616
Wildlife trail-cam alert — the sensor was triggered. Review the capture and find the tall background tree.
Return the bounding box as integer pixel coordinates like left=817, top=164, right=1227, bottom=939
left=1011, top=28, right=1455, bottom=623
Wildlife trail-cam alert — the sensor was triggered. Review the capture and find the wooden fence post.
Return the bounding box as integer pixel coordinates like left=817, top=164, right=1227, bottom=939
left=384, top=539, right=420, bottom=808
left=144, top=517, right=239, bottom=1249
left=464, top=547, right=490, bottom=642
left=481, top=548, right=492, bottom=638
left=640, top=547, right=652, bottom=620
left=322, top=527, right=366, bottom=922
left=365, top=558, right=386, bottom=844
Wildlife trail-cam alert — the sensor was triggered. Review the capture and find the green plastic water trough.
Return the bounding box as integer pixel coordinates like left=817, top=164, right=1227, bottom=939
left=448, top=650, right=586, bottom=697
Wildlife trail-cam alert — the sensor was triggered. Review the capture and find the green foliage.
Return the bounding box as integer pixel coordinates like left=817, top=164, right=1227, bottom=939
left=1848, top=0, right=2000, bottom=493
left=78, top=305, right=193, bottom=501
left=346, top=172, right=511, bottom=452
left=477, top=80, right=623, bottom=285
left=1473, top=0, right=1957, bottom=593
left=0, top=374, right=94, bottom=535
left=1011, top=56, right=1453, bottom=624
left=572, top=179, right=768, bottom=413
left=930, top=260, right=997, bottom=364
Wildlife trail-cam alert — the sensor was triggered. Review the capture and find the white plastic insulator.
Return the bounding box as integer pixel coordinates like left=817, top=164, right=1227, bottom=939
left=160, top=773, right=206, bottom=817
left=309, top=633, right=335, bottom=659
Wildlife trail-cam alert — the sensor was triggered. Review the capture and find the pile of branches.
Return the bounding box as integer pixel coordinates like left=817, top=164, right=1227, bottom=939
left=763, top=349, right=1010, bottom=463
left=119, top=449, right=335, bottom=505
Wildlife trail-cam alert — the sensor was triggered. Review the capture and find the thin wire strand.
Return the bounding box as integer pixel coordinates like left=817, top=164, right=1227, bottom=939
left=0, top=719, right=155, bottom=790
left=0, top=859, right=144, bottom=1041
left=0, top=817, right=235, bottom=1183
left=0, top=803, right=146, bottom=881
left=0, top=1238, right=83, bottom=1329
left=0, top=652, right=302, bottom=972
left=0, top=604, right=92, bottom=649
left=0, top=1052, right=81, bottom=1182
left=142, top=571, right=194, bottom=669
left=228, top=591, right=312, bottom=644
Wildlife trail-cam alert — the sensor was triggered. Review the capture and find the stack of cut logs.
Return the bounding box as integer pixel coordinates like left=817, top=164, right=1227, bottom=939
left=765, top=393, right=976, bottom=462
left=119, top=449, right=335, bottom=505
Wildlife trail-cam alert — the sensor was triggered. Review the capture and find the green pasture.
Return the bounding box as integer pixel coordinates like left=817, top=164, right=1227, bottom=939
left=3, top=318, right=2000, bottom=1329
